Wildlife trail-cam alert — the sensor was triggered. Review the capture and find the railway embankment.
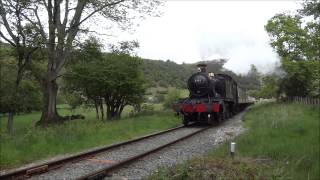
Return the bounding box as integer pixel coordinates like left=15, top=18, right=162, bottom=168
left=148, top=102, right=319, bottom=180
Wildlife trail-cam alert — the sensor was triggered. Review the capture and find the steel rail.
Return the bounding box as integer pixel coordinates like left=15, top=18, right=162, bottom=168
left=77, top=126, right=211, bottom=180
left=0, top=125, right=185, bottom=180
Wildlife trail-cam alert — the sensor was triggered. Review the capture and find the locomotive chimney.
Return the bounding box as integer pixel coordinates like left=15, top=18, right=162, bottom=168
left=197, top=63, right=207, bottom=73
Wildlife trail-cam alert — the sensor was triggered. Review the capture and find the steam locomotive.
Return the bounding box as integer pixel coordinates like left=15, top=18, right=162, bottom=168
left=172, top=64, right=252, bottom=125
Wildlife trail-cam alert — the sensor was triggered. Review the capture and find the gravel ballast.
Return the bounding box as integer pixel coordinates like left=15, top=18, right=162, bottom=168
left=106, top=111, right=246, bottom=180
left=29, top=127, right=204, bottom=180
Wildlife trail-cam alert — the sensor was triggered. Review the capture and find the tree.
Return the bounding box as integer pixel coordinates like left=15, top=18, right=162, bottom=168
left=265, top=0, right=320, bottom=97
left=0, top=55, right=42, bottom=133
left=104, top=55, right=146, bottom=119
left=250, top=74, right=280, bottom=99
left=66, top=53, right=146, bottom=120
left=299, top=0, right=320, bottom=19
left=281, top=58, right=320, bottom=97
left=0, top=0, right=161, bottom=126
left=246, top=64, right=261, bottom=90
left=0, top=1, right=43, bottom=131
left=64, top=37, right=105, bottom=120
left=265, top=14, right=309, bottom=61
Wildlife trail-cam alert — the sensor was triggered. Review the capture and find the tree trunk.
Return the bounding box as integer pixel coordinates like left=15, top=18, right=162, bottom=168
left=6, top=112, right=14, bottom=134
left=106, top=105, right=112, bottom=120
left=94, top=99, right=99, bottom=120
left=119, top=105, right=125, bottom=117
left=36, top=79, right=61, bottom=126
left=99, top=100, right=104, bottom=120
left=106, top=103, right=124, bottom=120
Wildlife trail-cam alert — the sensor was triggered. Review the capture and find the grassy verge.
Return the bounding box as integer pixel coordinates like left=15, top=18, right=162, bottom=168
left=0, top=108, right=180, bottom=169
left=148, top=103, right=320, bottom=180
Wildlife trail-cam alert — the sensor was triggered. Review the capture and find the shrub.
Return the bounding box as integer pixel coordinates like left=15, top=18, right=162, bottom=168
left=163, top=88, right=181, bottom=109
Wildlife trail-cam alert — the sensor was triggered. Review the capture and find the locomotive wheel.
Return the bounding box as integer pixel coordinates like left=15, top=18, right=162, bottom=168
left=227, top=110, right=232, bottom=119
left=220, top=110, right=226, bottom=121
left=207, top=114, right=215, bottom=125
left=229, top=110, right=233, bottom=118
left=225, top=110, right=229, bottom=119
left=215, top=111, right=224, bottom=123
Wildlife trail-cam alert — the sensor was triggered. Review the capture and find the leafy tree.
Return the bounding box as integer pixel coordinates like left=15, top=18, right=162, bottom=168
left=66, top=53, right=146, bottom=120
left=104, top=54, right=146, bottom=119
left=250, top=74, right=280, bottom=99
left=299, top=0, right=320, bottom=19
left=0, top=1, right=47, bottom=129
left=246, top=64, right=261, bottom=89
left=0, top=57, right=42, bottom=133
left=109, top=40, right=139, bottom=55
left=281, top=58, right=320, bottom=97
left=265, top=14, right=309, bottom=61
left=265, top=0, right=320, bottom=97
left=64, top=37, right=105, bottom=119
left=0, top=0, right=161, bottom=126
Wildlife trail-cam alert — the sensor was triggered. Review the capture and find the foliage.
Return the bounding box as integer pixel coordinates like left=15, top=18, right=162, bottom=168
left=281, top=58, right=320, bottom=97
left=0, top=52, right=42, bottom=114
left=109, top=40, right=140, bottom=55
left=102, top=53, right=146, bottom=119
left=299, top=0, right=320, bottom=18
left=249, top=73, right=280, bottom=99
left=265, top=0, right=320, bottom=97
left=163, top=88, right=182, bottom=109
left=245, top=64, right=261, bottom=89
left=154, top=93, right=165, bottom=103
left=65, top=39, right=146, bottom=120
left=265, top=14, right=310, bottom=61
left=142, top=59, right=194, bottom=88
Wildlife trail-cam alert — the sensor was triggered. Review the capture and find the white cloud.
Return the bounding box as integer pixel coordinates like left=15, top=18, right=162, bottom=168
left=100, top=1, right=301, bottom=73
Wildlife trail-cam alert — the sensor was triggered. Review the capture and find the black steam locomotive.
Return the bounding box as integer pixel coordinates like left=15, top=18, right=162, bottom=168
left=173, top=64, right=252, bottom=125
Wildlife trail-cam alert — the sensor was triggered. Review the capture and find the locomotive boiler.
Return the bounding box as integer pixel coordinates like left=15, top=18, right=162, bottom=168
left=173, top=64, right=250, bottom=125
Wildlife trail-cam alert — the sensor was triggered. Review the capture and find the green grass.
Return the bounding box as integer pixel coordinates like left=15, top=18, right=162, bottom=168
left=0, top=106, right=180, bottom=169
left=148, top=103, right=320, bottom=180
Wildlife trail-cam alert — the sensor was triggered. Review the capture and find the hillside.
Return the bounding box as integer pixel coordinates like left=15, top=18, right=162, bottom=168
left=142, top=59, right=260, bottom=90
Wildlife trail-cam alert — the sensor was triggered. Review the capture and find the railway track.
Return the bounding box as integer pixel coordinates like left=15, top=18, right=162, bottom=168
left=0, top=124, right=210, bottom=180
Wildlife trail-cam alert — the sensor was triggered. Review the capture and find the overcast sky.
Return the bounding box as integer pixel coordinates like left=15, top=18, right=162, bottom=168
left=100, top=0, right=301, bottom=74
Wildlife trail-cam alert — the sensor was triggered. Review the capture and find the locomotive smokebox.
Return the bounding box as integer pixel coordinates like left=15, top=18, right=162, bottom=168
left=197, top=63, right=207, bottom=73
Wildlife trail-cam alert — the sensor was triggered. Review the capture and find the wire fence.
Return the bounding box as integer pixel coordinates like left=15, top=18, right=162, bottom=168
left=287, top=96, right=320, bottom=106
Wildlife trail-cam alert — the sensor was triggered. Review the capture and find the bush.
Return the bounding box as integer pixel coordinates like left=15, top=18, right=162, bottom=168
left=163, top=88, right=181, bottom=109
left=155, top=94, right=165, bottom=103
left=157, top=89, right=168, bottom=94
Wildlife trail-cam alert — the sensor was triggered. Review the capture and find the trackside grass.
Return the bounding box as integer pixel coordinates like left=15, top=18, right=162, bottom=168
left=0, top=109, right=180, bottom=169
left=148, top=103, right=320, bottom=180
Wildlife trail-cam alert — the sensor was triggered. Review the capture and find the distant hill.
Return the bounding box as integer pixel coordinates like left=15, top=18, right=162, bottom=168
left=142, top=59, right=260, bottom=90
left=142, top=59, right=194, bottom=88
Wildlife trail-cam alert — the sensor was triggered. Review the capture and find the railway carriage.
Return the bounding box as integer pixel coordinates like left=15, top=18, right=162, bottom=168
left=173, top=64, right=253, bottom=125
